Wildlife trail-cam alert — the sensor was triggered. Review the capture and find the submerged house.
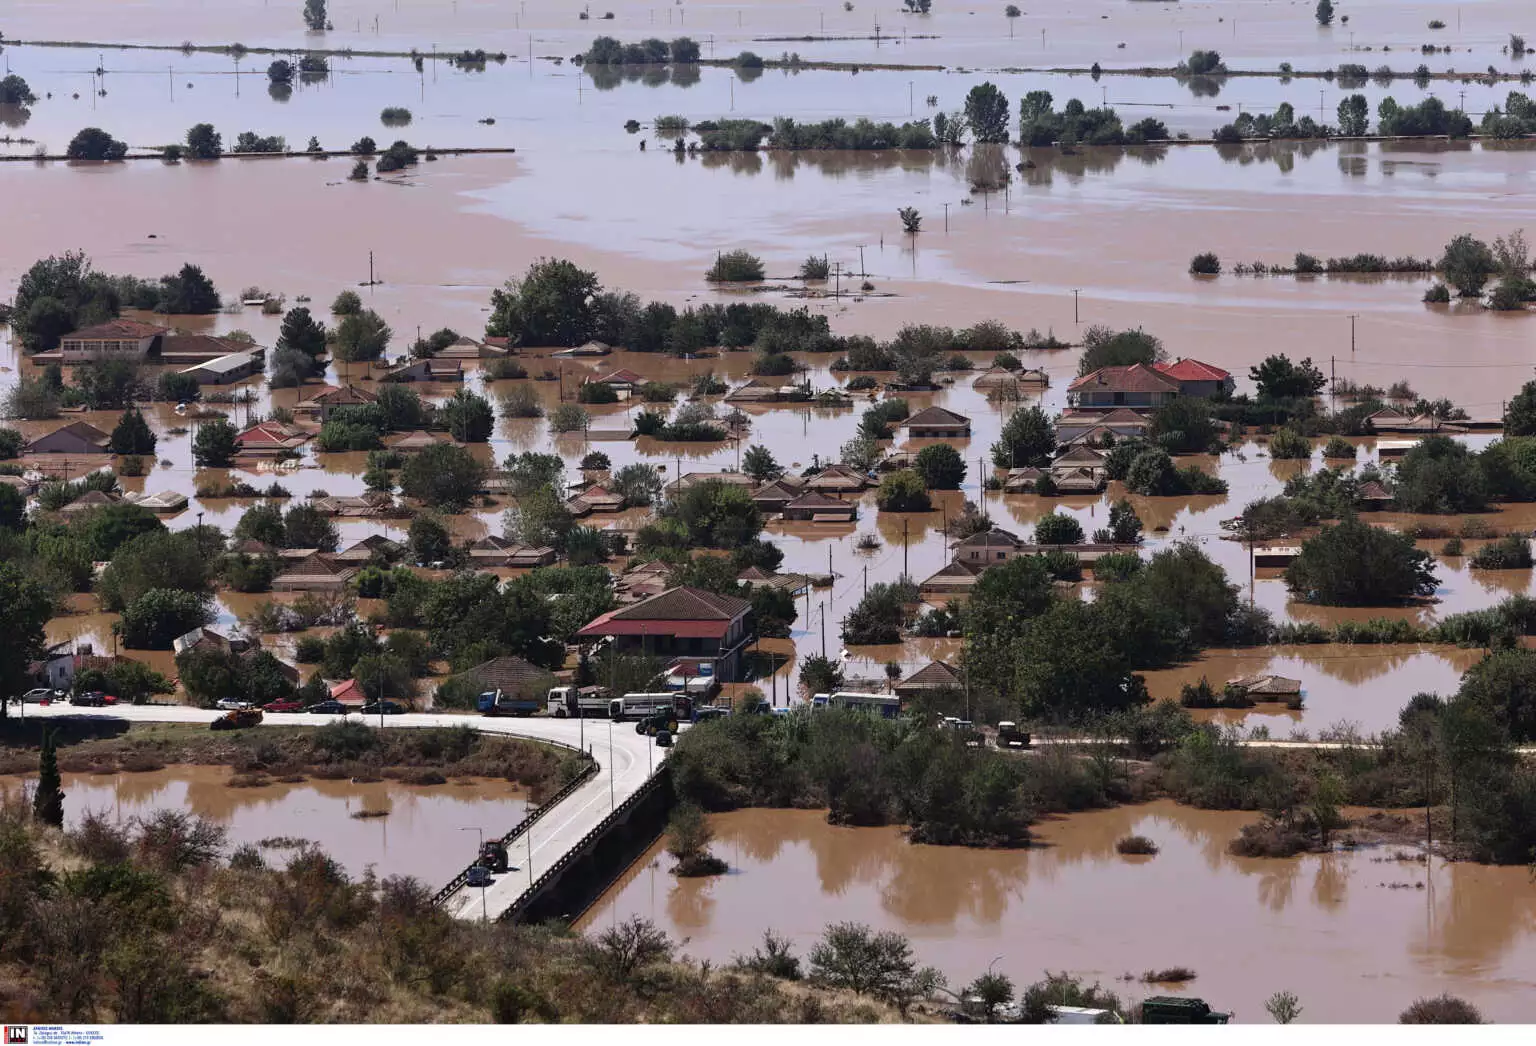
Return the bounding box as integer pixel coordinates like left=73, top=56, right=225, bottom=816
left=24, top=421, right=111, bottom=455
left=902, top=405, right=972, bottom=440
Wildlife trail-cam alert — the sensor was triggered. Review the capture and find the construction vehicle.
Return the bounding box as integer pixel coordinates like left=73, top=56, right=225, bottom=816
left=997, top=721, right=1031, bottom=748
left=636, top=708, right=680, bottom=737
left=1141, top=997, right=1231, bottom=1025
left=210, top=707, right=263, bottom=731
left=546, top=685, right=611, bottom=718
left=477, top=839, right=509, bottom=873
left=477, top=689, right=540, bottom=717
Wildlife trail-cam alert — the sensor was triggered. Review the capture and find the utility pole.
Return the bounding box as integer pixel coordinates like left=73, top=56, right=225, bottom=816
left=819, top=602, right=827, bottom=656
left=908, top=80, right=914, bottom=115
left=902, top=519, right=909, bottom=576
left=1349, top=313, right=1358, bottom=354
left=863, top=564, right=868, bottom=595
left=1072, top=288, right=1080, bottom=323
left=943, top=202, right=950, bottom=232
left=857, top=244, right=867, bottom=277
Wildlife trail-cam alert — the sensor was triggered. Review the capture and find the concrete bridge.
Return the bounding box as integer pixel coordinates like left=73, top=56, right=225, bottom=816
left=17, top=703, right=670, bottom=923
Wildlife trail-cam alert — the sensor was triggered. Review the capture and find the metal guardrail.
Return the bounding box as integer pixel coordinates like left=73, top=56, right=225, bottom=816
left=498, top=766, right=670, bottom=924
left=431, top=747, right=599, bottom=908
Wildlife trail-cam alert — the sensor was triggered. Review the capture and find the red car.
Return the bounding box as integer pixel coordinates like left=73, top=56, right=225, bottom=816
left=262, top=699, right=303, bottom=713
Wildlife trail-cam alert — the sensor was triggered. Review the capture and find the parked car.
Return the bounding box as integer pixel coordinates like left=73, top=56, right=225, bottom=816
left=215, top=697, right=251, bottom=711
left=466, top=865, right=494, bottom=888
left=359, top=701, right=406, bottom=716
left=305, top=700, right=348, bottom=715
left=71, top=691, right=109, bottom=707
left=22, top=688, right=57, bottom=704
left=262, top=699, right=303, bottom=713
left=692, top=706, right=730, bottom=723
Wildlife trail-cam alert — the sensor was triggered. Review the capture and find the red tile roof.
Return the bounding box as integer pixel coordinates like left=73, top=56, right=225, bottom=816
left=1067, top=364, right=1181, bottom=395
left=1153, top=358, right=1230, bottom=382
left=236, top=421, right=306, bottom=447
left=66, top=319, right=169, bottom=341
left=578, top=586, right=750, bottom=639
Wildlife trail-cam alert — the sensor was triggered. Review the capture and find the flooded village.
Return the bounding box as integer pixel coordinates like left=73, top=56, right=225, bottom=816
left=2, top=0, right=1536, bottom=1027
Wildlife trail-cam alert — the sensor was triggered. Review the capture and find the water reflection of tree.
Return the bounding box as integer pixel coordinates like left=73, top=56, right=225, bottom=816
left=1015, top=145, right=1167, bottom=186
left=666, top=875, right=718, bottom=930
left=1424, top=860, right=1536, bottom=968
left=0, top=103, right=30, bottom=129
left=588, top=63, right=702, bottom=91
left=1178, top=74, right=1226, bottom=98
left=1310, top=853, right=1351, bottom=912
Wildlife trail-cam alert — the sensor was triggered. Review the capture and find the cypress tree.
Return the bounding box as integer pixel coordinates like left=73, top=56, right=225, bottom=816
left=33, top=728, right=65, bottom=827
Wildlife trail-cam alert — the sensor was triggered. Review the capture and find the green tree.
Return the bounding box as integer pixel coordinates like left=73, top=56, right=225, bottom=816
left=0, top=563, right=52, bottom=706
left=809, top=923, right=943, bottom=1013
left=1315, top=0, right=1334, bottom=24
left=612, top=463, right=663, bottom=507
left=331, top=290, right=362, bottom=316
left=157, top=264, right=220, bottom=314
left=66, top=127, right=129, bottom=161
left=1150, top=397, right=1218, bottom=454
left=109, top=408, right=157, bottom=456
left=504, top=451, right=566, bottom=496
left=1250, top=354, right=1327, bottom=399
left=965, top=972, right=1016, bottom=1023
left=914, top=443, right=967, bottom=489
left=876, top=470, right=931, bottom=512
left=842, top=578, right=919, bottom=644
left=118, top=589, right=214, bottom=649
left=0, top=74, right=38, bottom=106
left=504, top=485, right=575, bottom=549
left=267, top=59, right=295, bottom=85
left=663, top=480, right=763, bottom=546
left=184, top=123, right=223, bottom=159
left=97, top=530, right=211, bottom=611
left=191, top=418, right=238, bottom=466
left=283, top=502, right=339, bottom=551
left=407, top=513, right=452, bottom=566
left=992, top=404, right=1056, bottom=467
left=11, top=250, right=122, bottom=352
left=303, top=0, right=328, bottom=30
left=1393, top=435, right=1488, bottom=514
left=1078, top=326, right=1163, bottom=375
left=1440, top=234, right=1497, bottom=297
left=1504, top=380, right=1536, bottom=436
left=332, top=309, right=392, bottom=362
left=1106, top=499, right=1143, bottom=544
left=487, top=258, right=603, bottom=348
left=440, top=388, right=494, bottom=442
left=742, top=444, right=783, bottom=482
left=1285, top=516, right=1438, bottom=605
left=278, top=306, right=327, bottom=358
left=1455, top=647, right=1536, bottom=743
left=1337, top=93, right=1369, bottom=136
left=33, top=729, right=65, bottom=826
left=1034, top=512, right=1084, bottom=545
left=399, top=443, right=486, bottom=511
left=232, top=502, right=285, bottom=546
left=964, top=82, right=1011, bottom=143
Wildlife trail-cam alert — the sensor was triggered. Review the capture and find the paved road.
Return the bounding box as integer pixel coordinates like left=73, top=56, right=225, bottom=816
left=12, top=702, right=666, bottom=921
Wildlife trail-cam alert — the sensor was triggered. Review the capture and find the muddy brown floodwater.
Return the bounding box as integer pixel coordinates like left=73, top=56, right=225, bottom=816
left=582, top=804, right=1536, bottom=1024
left=0, top=766, right=526, bottom=885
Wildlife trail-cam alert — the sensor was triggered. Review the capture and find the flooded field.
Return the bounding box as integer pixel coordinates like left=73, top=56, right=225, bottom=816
left=582, top=803, right=1536, bottom=1023
left=0, top=765, right=526, bottom=884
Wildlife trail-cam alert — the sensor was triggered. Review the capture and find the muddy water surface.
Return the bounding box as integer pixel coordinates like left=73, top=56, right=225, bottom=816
left=0, top=765, right=525, bottom=884
left=582, top=803, right=1536, bottom=1024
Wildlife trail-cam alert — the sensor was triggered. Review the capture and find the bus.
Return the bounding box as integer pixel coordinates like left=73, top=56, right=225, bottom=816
left=810, top=691, right=901, bottom=719
left=609, top=692, right=694, bottom=722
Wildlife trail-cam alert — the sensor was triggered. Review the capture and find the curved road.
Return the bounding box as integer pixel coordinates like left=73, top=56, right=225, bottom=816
left=14, top=703, right=666, bottom=921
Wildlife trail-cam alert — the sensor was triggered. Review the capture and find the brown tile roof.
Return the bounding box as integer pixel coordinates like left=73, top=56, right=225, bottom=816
left=897, top=661, right=961, bottom=691
left=453, top=656, right=552, bottom=696
left=610, top=586, right=751, bottom=622
left=785, top=491, right=853, bottom=510
left=1067, top=364, right=1181, bottom=395
left=274, top=554, right=357, bottom=581
left=956, top=526, right=1023, bottom=548
left=303, top=384, right=378, bottom=406
left=28, top=420, right=111, bottom=450
left=384, top=429, right=452, bottom=451
left=66, top=319, right=169, bottom=340
left=903, top=405, right=971, bottom=428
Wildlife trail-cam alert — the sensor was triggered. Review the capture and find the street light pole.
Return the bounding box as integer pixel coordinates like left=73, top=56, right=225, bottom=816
left=459, top=827, right=487, bottom=921
left=608, top=718, right=615, bottom=811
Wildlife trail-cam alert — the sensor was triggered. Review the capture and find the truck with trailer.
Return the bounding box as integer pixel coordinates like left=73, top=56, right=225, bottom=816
left=546, top=685, right=612, bottom=718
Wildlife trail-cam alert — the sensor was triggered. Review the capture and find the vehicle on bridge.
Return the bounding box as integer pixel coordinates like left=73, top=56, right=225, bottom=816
left=810, top=691, right=901, bottom=719
left=609, top=692, right=693, bottom=722
left=478, top=689, right=541, bottom=717
left=546, top=685, right=611, bottom=718
left=466, top=865, right=494, bottom=888
left=478, top=839, right=509, bottom=872
left=210, top=708, right=263, bottom=731
left=636, top=708, right=680, bottom=736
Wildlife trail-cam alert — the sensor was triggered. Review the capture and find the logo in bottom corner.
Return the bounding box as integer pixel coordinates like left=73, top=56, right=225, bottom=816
left=4, top=1027, right=27, bottom=1046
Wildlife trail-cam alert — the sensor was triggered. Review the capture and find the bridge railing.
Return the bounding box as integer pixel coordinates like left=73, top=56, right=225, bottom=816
left=431, top=743, right=598, bottom=908
left=499, top=765, right=669, bottom=924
